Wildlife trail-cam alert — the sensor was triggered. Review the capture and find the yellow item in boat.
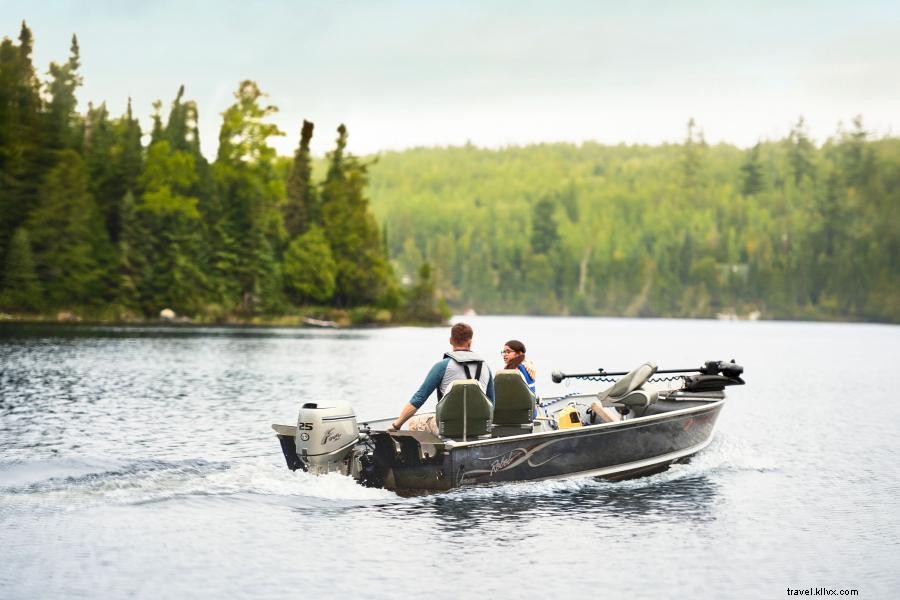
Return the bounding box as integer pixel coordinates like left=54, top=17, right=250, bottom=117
left=556, top=405, right=583, bottom=429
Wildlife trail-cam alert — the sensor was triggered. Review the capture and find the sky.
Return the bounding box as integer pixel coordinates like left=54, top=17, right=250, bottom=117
left=2, top=0, right=898, bottom=158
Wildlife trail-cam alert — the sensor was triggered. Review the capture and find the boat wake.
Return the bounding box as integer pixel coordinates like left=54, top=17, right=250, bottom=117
left=0, top=432, right=769, bottom=516
left=0, top=456, right=395, bottom=514
left=671, top=432, right=779, bottom=476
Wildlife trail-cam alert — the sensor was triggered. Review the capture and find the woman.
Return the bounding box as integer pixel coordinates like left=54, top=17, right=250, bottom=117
left=501, top=339, right=537, bottom=395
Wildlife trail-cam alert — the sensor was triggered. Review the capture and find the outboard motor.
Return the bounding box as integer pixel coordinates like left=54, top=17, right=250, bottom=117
left=294, top=401, right=359, bottom=474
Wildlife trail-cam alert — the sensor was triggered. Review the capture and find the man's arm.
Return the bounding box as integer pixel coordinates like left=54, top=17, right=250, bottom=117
left=390, top=402, right=418, bottom=431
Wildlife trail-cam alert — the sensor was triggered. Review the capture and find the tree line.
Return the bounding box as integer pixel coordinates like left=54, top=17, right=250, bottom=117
left=0, top=23, right=446, bottom=324
left=368, top=119, right=898, bottom=323
left=2, top=23, right=897, bottom=325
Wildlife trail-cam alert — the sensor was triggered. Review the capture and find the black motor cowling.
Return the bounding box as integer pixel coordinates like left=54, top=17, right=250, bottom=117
left=685, top=360, right=745, bottom=391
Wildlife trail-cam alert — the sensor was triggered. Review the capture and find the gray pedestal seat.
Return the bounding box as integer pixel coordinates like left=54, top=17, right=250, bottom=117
left=590, top=362, right=658, bottom=423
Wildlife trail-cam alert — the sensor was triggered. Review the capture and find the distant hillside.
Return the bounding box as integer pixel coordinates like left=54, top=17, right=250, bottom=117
left=364, top=123, right=900, bottom=322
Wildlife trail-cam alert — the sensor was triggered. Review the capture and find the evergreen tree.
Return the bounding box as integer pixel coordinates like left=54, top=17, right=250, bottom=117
left=787, top=117, right=816, bottom=185
left=682, top=118, right=707, bottom=190
left=81, top=99, right=145, bottom=245
left=530, top=197, right=559, bottom=254
left=805, top=172, right=845, bottom=305
left=26, top=150, right=113, bottom=307
left=0, top=22, right=45, bottom=281
left=284, top=119, right=318, bottom=237
left=117, top=190, right=144, bottom=310
left=325, top=123, right=348, bottom=182
left=100, top=98, right=144, bottom=243
left=83, top=102, right=117, bottom=238
left=118, top=99, right=144, bottom=190
left=320, top=124, right=393, bottom=306
left=398, top=262, right=448, bottom=323
left=164, top=85, right=204, bottom=158
left=160, top=85, right=214, bottom=251
left=0, top=226, right=42, bottom=311
left=149, top=100, right=164, bottom=144
left=837, top=116, right=873, bottom=189
left=45, top=34, right=82, bottom=150
left=283, top=226, right=335, bottom=303
left=212, top=80, right=286, bottom=313
left=741, top=143, right=764, bottom=196
left=126, top=140, right=208, bottom=314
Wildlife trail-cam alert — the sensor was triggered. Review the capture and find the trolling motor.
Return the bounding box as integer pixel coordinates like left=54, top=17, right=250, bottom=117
left=683, top=360, right=744, bottom=391
left=699, top=360, right=744, bottom=379
left=552, top=359, right=745, bottom=390
left=551, top=359, right=746, bottom=423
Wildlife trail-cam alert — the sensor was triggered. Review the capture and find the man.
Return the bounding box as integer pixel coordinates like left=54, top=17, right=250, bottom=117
left=389, top=322, right=494, bottom=434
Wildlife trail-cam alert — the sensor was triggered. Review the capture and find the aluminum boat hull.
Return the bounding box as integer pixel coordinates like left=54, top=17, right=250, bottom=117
left=276, top=399, right=723, bottom=493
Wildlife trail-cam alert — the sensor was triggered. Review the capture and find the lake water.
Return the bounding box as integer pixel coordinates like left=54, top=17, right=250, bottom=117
left=1, top=316, right=898, bottom=599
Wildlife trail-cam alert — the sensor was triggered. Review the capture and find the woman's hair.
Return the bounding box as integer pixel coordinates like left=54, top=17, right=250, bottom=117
left=504, top=339, right=526, bottom=369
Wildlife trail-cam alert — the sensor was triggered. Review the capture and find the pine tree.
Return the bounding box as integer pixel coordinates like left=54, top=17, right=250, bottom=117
left=83, top=102, right=117, bottom=237
left=117, top=190, right=145, bottom=310
left=0, top=22, right=45, bottom=283
left=283, top=226, right=336, bottom=303
left=150, top=100, right=164, bottom=144
left=127, top=140, right=208, bottom=314
left=284, top=119, right=318, bottom=237
left=212, top=80, right=286, bottom=313
left=26, top=150, right=114, bottom=307
left=741, top=143, right=764, bottom=196
left=531, top=197, right=559, bottom=255
left=164, top=85, right=204, bottom=158
left=81, top=99, right=145, bottom=245
left=787, top=117, right=816, bottom=185
left=97, top=98, right=145, bottom=243
left=838, top=115, right=873, bottom=189
left=160, top=85, right=214, bottom=230
left=119, top=99, right=144, bottom=190
left=0, top=226, right=42, bottom=311
left=45, top=34, right=82, bottom=150
left=682, top=118, right=707, bottom=190
left=320, top=124, right=393, bottom=306
left=399, top=262, right=448, bottom=323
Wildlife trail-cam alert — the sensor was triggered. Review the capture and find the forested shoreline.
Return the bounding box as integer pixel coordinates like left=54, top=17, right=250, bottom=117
left=2, top=24, right=898, bottom=325
left=0, top=23, right=446, bottom=326
left=369, top=124, right=899, bottom=323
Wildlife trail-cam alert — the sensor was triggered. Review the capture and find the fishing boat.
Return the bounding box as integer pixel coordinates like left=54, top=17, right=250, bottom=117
left=272, top=360, right=744, bottom=493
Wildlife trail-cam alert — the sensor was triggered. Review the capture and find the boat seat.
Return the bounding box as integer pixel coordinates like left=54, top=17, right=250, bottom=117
left=435, top=379, right=493, bottom=441
left=590, top=362, right=657, bottom=423
left=492, top=369, right=536, bottom=435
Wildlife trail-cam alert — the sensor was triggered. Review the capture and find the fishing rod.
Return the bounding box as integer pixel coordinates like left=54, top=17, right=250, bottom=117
left=551, top=360, right=743, bottom=383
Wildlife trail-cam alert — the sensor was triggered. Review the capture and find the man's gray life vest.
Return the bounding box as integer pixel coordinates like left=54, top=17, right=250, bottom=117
left=437, top=350, right=487, bottom=400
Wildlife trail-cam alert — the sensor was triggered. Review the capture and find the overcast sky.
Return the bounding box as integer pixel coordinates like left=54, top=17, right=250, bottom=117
left=3, top=0, right=898, bottom=157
